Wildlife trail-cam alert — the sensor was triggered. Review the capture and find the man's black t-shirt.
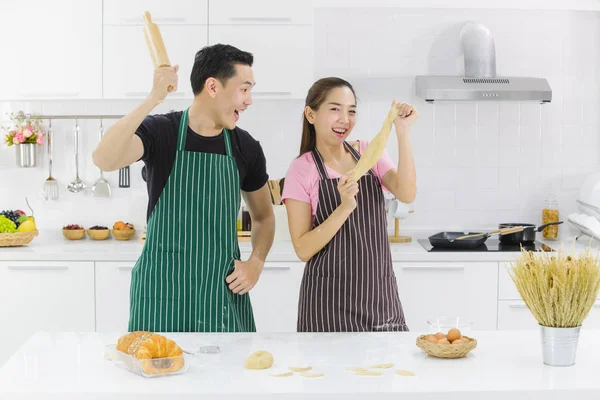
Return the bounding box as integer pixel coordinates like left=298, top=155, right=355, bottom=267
left=136, top=111, right=269, bottom=221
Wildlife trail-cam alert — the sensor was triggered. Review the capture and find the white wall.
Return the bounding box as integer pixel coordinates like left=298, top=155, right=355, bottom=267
left=1, top=7, right=598, bottom=234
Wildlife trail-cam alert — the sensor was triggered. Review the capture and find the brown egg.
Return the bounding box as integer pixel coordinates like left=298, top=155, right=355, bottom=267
left=437, top=338, right=450, bottom=345
left=434, top=332, right=446, bottom=340
left=447, top=328, right=462, bottom=342
left=452, top=338, right=466, bottom=345
left=424, top=335, right=438, bottom=344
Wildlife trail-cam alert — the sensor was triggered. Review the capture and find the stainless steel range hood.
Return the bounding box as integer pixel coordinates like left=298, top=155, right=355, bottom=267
left=415, top=22, right=552, bottom=104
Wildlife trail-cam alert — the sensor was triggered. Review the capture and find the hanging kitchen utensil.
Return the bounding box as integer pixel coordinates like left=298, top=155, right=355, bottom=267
left=42, top=120, right=58, bottom=200
left=119, top=166, right=130, bottom=188
left=91, top=120, right=111, bottom=197
left=428, top=226, right=523, bottom=249
left=67, top=119, right=86, bottom=193
left=497, top=221, right=563, bottom=245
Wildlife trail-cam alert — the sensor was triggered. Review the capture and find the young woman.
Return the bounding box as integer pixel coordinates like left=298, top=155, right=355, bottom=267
left=281, top=77, right=417, bottom=332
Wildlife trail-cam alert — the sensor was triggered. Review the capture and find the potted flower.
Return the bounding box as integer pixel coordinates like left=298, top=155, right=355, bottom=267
left=2, top=111, right=45, bottom=168
left=507, top=246, right=600, bottom=366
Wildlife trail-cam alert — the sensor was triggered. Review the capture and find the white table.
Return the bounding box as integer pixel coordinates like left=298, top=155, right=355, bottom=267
left=1, top=330, right=599, bottom=400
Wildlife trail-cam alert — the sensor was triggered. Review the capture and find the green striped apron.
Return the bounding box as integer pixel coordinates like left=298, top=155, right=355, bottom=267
left=128, top=108, right=256, bottom=333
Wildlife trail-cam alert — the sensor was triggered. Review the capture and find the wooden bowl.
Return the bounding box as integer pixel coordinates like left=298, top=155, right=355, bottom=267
left=0, top=230, right=39, bottom=247
left=112, top=229, right=135, bottom=241
left=416, top=335, right=477, bottom=359
left=87, top=229, right=110, bottom=240
left=63, top=228, right=85, bottom=240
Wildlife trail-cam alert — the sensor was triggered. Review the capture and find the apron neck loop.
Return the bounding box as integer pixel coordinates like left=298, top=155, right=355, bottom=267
left=311, top=148, right=329, bottom=180
left=178, top=108, right=233, bottom=157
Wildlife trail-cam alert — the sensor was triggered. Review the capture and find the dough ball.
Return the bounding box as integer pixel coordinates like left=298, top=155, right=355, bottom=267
left=244, top=350, right=274, bottom=370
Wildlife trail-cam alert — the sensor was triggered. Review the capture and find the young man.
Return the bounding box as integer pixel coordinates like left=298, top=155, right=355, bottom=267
left=93, top=44, right=275, bottom=332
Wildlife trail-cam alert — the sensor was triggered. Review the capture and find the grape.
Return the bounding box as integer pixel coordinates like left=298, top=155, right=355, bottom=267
left=0, top=215, right=17, bottom=233
left=0, top=210, right=22, bottom=228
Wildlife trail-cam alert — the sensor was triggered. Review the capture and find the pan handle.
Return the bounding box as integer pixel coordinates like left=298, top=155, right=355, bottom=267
left=536, top=221, right=564, bottom=232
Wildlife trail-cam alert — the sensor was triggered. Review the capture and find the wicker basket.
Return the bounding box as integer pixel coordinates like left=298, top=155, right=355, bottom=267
left=88, top=229, right=110, bottom=240
left=416, top=335, right=477, bottom=359
left=0, top=230, right=39, bottom=247
left=63, top=228, right=85, bottom=240
left=113, top=229, right=135, bottom=241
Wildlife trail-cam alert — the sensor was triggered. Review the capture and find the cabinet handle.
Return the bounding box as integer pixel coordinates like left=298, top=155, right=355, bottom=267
left=118, top=265, right=135, bottom=271
left=18, top=92, right=80, bottom=98
left=124, top=92, right=186, bottom=97
left=121, top=17, right=186, bottom=24
left=265, top=266, right=291, bottom=271
left=8, top=265, right=69, bottom=271
left=252, top=92, right=292, bottom=96
left=400, top=266, right=464, bottom=271
left=508, top=304, right=528, bottom=309
left=228, top=17, right=292, bottom=23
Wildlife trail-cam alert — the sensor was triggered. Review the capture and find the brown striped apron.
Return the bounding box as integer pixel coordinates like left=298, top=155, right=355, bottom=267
left=297, top=142, right=408, bottom=332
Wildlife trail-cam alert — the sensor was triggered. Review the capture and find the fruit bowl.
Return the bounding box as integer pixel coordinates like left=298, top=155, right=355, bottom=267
left=88, top=228, right=110, bottom=240
left=0, top=230, right=39, bottom=247
left=63, top=225, right=85, bottom=240
left=416, top=334, right=477, bottom=359
left=113, top=229, right=135, bottom=241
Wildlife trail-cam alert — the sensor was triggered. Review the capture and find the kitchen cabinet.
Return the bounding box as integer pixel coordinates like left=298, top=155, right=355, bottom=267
left=498, top=300, right=600, bottom=330
left=0, top=0, right=102, bottom=100
left=103, top=25, right=207, bottom=99
left=209, top=0, right=314, bottom=25
left=103, top=0, right=208, bottom=25
left=0, top=261, right=95, bottom=367
left=95, top=261, right=304, bottom=333
left=209, top=25, right=313, bottom=99
left=249, top=262, right=304, bottom=332
left=393, top=262, right=498, bottom=331
left=95, top=262, right=135, bottom=333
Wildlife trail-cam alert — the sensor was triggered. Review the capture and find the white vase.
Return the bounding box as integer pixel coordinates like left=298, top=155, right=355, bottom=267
left=15, top=143, right=38, bottom=168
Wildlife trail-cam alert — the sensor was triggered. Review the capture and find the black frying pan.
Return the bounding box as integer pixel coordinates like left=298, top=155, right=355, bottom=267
left=428, top=231, right=489, bottom=249
left=498, top=221, right=563, bottom=244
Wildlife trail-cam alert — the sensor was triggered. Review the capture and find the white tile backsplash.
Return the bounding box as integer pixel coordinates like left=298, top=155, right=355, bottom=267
left=2, top=7, right=599, bottom=233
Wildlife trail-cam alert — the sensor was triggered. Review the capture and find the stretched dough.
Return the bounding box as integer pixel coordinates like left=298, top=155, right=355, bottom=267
left=396, top=369, right=415, bottom=376
left=244, top=351, right=274, bottom=370
left=356, top=371, right=383, bottom=376
left=289, top=366, right=312, bottom=372
left=346, top=367, right=368, bottom=372
left=270, top=371, right=293, bottom=377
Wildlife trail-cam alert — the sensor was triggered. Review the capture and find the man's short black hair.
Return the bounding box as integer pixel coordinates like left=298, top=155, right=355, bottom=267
left=190, top=44, right=254, bottom=95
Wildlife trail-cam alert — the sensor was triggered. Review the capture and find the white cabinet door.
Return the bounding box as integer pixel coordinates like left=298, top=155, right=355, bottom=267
left=393, top=262, right=498, bottom=331
left=0, top=262, right=95, bottom=367
left=0, top=0, right=102, bottom=100
left=209, top=25, right=313, bottom=99
left=209, top=0, right=314, bottom=25
left=103, top=25, right=207, bottom=99
left=498, top=300, right=600, bottom=330
left=95, top=262, right=135, bottom=333
left=103, top=0, right=207, bottom=25
left=250, top=263, right=304, bottom=332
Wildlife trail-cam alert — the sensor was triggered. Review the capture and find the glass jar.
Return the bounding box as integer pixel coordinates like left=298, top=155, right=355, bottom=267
left=542, top=193, right=559, bottom=240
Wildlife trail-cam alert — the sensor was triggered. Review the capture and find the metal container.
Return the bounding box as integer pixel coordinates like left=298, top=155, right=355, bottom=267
left=540, top=325, right=580, bottom=366
left=15, top=143, right=38, bottom=168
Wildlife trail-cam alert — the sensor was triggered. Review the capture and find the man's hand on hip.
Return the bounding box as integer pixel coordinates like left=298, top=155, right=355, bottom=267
left=225, top=259, right=264, bottom=295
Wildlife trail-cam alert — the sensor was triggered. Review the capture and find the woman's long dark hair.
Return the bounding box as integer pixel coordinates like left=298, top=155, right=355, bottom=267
left=299, top=77, right=356, bottom=156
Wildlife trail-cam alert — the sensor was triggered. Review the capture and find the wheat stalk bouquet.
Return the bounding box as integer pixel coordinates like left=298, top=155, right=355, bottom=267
left=507, top=246, right=600, bottom=328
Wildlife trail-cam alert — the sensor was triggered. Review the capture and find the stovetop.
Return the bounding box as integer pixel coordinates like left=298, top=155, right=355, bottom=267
left=418, top=239, right=554, bottom=252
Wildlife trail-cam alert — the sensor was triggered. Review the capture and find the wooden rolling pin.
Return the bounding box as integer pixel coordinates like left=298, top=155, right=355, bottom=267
left=143, top=11, right=173, bottom=92
left=346, top=102, right=398, bottom=182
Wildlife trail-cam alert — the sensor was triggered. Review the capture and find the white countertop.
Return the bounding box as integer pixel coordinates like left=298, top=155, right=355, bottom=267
left=1, top=330, right=599, bottom=399
left=0, top=230, right=598, bottom=263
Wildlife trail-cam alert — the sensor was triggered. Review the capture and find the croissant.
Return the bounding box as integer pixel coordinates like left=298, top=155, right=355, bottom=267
left=116, top=331, right=184, bottom=375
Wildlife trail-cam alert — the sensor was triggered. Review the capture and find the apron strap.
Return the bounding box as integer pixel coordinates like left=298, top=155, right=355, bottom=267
left=311, top=149, right=329, bottom=180
left=177, top=108, right=189, bottom=151
left=223, top=129, right=233, bottom=157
